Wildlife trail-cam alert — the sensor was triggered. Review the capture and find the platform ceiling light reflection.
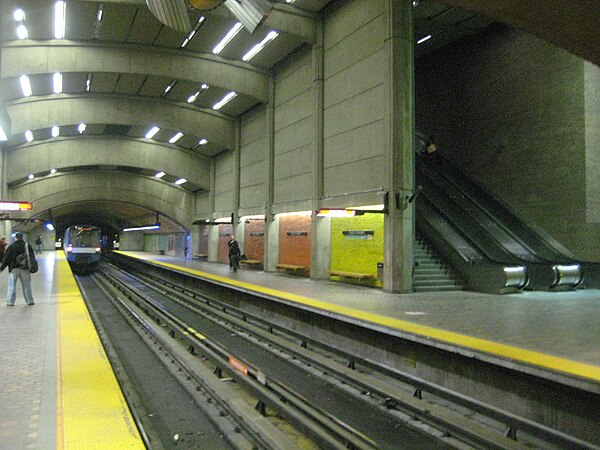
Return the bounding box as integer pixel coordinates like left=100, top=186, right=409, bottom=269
left=417, top=34, right=432, bottom=44
left=155, top=171, right=165, bottom=178
left=169, top=132, right=183, bottom=143
left=175, top=178, right=187, bottom=185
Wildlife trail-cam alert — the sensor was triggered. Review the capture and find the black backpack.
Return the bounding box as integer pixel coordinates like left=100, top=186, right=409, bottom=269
left=16, top=252, right=30, bottom=270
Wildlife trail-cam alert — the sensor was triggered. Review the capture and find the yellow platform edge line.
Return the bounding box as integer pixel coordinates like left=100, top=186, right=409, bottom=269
left=57, top=255, right=145, bottom=449
left=118, top=251, right=600, bottom=383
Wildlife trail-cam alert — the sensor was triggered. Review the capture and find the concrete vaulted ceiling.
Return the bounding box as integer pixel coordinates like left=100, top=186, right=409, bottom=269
left=0, top=0, right=598, bottom=234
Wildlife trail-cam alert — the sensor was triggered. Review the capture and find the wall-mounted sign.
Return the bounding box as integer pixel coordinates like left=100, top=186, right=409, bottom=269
left=249, top=232, right=264, bottom=237
left=342, top=230, right=374, bottom=240
left=287, top=231, right=308, bottom=236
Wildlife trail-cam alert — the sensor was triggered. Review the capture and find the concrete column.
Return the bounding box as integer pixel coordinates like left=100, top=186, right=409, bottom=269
left=1, top=144, right=7, bottom=237
left=310, top=16, right=329, bottom=280
left=383, top=0, right=415, bottom=293
left=264, top=73, right=276, bottom=271
left=232, top=120, right=241, bottom=237
left=207, top=160, right=218, bottom=262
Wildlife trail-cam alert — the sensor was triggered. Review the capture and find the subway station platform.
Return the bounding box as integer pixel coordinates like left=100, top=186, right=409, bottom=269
left=2, top=250, right=599, bottom=450
left=121, top=251, right=600, bottom=385
left=0, top=251, right=144, bottom=450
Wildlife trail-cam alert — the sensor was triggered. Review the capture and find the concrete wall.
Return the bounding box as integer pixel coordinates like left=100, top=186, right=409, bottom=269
left=273, top=47, right=314, bottom=212
left=416, top=25, right=600, bottom=260
left=322, top=0, right=387, bottom=206
left=239, top=106, right=267, bottom=216
left=585, top=61, right=600, bottom=224
left=213, top=151, right=235, bottom=218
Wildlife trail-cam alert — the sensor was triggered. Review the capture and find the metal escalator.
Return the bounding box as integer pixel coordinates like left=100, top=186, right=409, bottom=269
left=415, top=153, right=585, bottom=292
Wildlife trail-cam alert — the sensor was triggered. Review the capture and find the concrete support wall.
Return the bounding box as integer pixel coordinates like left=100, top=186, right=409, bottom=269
left=239, top=107, right=267, bottom=216
left=213, top=151, right=235, bottom=218
left=416, top=25, right=600, bottom=260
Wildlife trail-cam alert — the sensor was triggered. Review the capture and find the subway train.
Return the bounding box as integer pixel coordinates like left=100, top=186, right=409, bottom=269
left=64, top=225, right=102, bottom=273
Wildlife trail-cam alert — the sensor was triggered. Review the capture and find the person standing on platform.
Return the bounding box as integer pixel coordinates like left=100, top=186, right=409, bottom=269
left=0, top=236, right=6, bottom=261
left=0, top=232, right=36, bottom=306
left=35, top=234, right=43, bottom=254
left=228, top=235, right=241, bottom=272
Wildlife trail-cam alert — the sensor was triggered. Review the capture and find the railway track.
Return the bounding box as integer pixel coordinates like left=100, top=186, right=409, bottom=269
left=81, top=260, right=599, bottom=450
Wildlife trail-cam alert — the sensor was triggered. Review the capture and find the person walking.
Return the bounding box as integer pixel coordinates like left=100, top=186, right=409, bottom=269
left=35, top=234, right=43, bottom=254
left=0, top=235, right=6, bottom=261
left=227, top=235, right=241, bottom=272
left=0, top=232, right=36, bottom=306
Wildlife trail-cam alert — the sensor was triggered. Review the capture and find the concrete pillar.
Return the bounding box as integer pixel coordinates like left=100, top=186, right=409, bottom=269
left=232, top=120, right=241, bottom=238
left=383, top=0, right=415, bottom=293
left=310, top=16, right=329, bottom=280
left=264, top=74, right=276, bottom=271
left=207, top=225, right=219, bottom=262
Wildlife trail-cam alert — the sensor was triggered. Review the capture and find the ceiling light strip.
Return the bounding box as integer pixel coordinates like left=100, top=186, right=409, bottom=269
left=212, top=22, right=243, bottom=54
left=55, top=1, right=66, bottom=39
left=213, top=91, right=237, bottom=110
left=53, top=72, right=63, bottom=93
left=20, top=75, right=32, bottom=97
left=243, top=30, right=279, bottom=61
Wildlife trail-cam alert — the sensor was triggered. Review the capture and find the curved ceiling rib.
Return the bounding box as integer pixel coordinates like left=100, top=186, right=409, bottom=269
left=0, top=42, right=269, bottom=103
left=6, top=95, right=236, bottom=149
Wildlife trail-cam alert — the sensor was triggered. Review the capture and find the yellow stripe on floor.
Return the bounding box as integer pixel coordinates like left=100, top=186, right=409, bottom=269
left=57, top=255, right=144, bottom=449
left=118, top=251, right=600, bottom=383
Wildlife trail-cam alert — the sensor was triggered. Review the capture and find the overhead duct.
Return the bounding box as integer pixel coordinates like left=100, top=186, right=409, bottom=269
left=146, top=0, right=191, bottom=33
left=223, top=0, right=272, bottom=34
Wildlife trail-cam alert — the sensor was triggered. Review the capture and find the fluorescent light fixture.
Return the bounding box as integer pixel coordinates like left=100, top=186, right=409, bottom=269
left=123, top=224, right=160, bottom=232
left=46, top=222, right=55, bottom=231
left=155, top=171, right=165, bottom=178
left=181, top=16, right=205, bottom=48
left=213, top=91, right=237, bottom=110
left=198, top=138, right=208, bottom=145
left=162, top=80, right=176, bottom=96
left=504, top=266, right=525, bottom=274
left=50, top=168, right=57, bottom=174
left=14, top=9, right=25, bottom=21
left=28, top=174, right=35, bottom=180
left=86, top=74, right=92, bottom=91
left=212, top=22, right=243, bottom=55
left=286, top=0, right=295, bottom=3
left=51, top=125, right=60, bottom=137
left=0, top=126, right=7, bottom=141
left=78, top=123, right=86, bottom=133
left=316, top=208, right=356, bottom=218
left=169, top=132, right=183, bottom=143
left=242, top=30, right=279, bottom=61
left=55, top=1, right=66, bottom=39
left=53, top=72, right=63, bottom=93
left=417, top=34, right=432, bottom=44
left=97, top=4, right=104, bottom=21
left=17, top=25, right=28, bottom=39
left=25, top=130, right=34, bottom=142
left=555, top=264, right=580, bottom=272
left=174, top=178, right=187, bottom=185
left=20, top=75, right=32, bottom=97
left=201, top=83, right=209, bottom=89
left=145, top=126, right=160, bottom=139
left=0, top=202, right=33, bottom=211
left=187, top=91, right=200, bottom=103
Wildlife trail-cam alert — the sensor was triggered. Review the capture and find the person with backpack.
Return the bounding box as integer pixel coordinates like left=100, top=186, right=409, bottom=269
left=0, top=232, right=36, bottom=306
left=227, top=235, right=241, bottom=272
left=35, top=234, right=43, bottom=254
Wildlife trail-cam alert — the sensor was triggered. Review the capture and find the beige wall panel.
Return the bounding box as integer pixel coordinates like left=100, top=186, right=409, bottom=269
left=240, top=184, right=267, bottom=210
left=324, top=50, right=386, bottom=109
left=324, top=84, right=385, bottom=139
left=274, top=116, right=314, bottom=156
left=585, top=61, right=600, bottom=223
left=274, top=173, right=312, bottom=205
left=7, top=138, right=209, bottom=188
left=274, top=90, right=314, bottom=132
left=324, top=119, right=384, bottom=168
left=274, top=145, right=313, bottom=180
left=274, top=51, right=313, bottom=106
left=241, top=107, right=266, bottom=146
left=324, top=15, right=385, bottom=80
left=240, top=160, right=266, bottom=188
left=323, top=0, right=384, bottom=52
left=324, top=155, right=385, bottom=196
left=240, top=138, right=266, bottom=168
left=195, top=192, right=211, bottom=219
left=214, top=152, right=234, bottom=213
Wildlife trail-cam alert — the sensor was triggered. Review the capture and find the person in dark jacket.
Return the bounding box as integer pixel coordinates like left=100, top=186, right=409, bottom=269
left=227, top=235, right=241, bottom=272
left=0, top=232, right=36, bottom=306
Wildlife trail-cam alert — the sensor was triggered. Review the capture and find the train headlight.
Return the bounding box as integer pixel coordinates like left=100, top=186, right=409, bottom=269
left=66, top=245, right=73, bottom=253
left=95, top=247, right=101, bottom=253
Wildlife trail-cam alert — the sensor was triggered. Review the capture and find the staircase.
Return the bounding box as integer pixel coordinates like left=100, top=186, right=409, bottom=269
left=414, top=235, right=464, bottom=292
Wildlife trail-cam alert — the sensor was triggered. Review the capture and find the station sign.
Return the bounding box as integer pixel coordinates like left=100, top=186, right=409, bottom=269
left=0, top=201, right=33, bottom=211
